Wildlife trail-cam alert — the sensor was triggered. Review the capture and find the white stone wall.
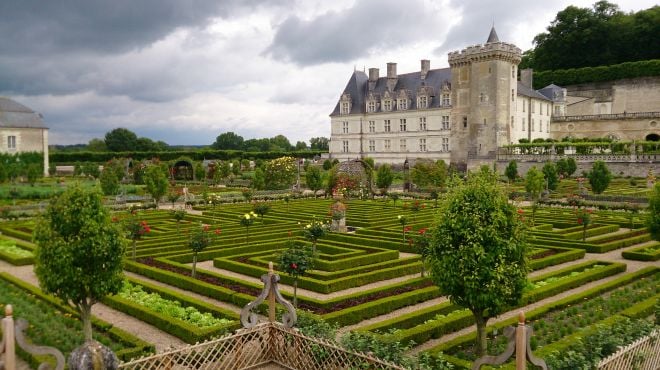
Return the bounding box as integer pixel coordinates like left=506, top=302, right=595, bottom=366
left=0, top=127, right=49, bottom=176
left=513, top=96, right=553, bottom=143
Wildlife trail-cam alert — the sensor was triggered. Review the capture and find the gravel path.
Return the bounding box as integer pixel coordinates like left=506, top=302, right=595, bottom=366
left=407, top=241, right=657, bottom=354
left=0, top=260, right=186, bottom=353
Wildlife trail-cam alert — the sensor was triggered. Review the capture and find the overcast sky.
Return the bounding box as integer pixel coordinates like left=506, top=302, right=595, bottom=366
left=1, top=0, right=656, bottom=146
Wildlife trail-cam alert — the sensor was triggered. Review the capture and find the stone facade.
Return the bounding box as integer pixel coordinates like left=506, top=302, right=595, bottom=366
left=0, top=97, right=49, bottom=175
left=329, top=29, right=660, bottom=168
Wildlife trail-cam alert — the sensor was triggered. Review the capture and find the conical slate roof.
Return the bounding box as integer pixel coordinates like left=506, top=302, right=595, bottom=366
left=486, top=26, right=500, bottom=43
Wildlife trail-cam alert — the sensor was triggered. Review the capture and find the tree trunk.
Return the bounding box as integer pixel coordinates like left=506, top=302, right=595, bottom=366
left=192, top=253, right=197, bottom=278
left=474, top=312, right=488, bottom=357
left=293, top=279, right=298, bottom=308
left=583, top=226, right=587, bottom=241
left=312, top=241, right=317, bottom=254
left=132, top=240, right=137, bottom=260
left=81, top=302, right=93, bottom=343
left=245, top=227, right=249, bottom=245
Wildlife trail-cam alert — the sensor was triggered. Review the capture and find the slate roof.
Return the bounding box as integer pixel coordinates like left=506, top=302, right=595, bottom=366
left=517, top=82, right=552, bottom=101
left=537, top=84, right=565, bottom=101
left=0, top=97, right=47, bottom=129
left=486, top=26, right=500, bottom=43
left=330, top=68, right=452, bottom=116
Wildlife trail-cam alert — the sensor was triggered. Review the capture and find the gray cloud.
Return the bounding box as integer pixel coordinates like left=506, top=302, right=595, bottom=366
left=434, top=0, right=561, bottom=55
left=265, top=0, right=450, bottom=65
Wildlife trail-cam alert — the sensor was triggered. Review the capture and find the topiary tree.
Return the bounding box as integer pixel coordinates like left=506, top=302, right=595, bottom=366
left=647, top=183, right=660, bottom=241
left=253, top=202, right=271, bottom=224
left=428, top=170, right=528, bottom=356
left=33, top=185, right=126, bottom=342
left=376, top=164, right=394, bottom=196
left=144, top=165, right=169, bottom=207
left=588, top=161, right=612, bottom=194
left=302, top=218, right=329, bottom=253
left=505, top=160, right=518, bottom=183
left=172, top=209, right=186, bottom=231
left=525, top=166, right=545, bottom=226
left=188, top=223, right=220, bottom=278
left=278, top=240, right=315, bottom=308
left=251, top=168, right=266, bottom=190
left=566, top=157, right=577, bottom=177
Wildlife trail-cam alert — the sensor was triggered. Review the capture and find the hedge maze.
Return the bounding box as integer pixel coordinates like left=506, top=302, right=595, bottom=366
left=0, top=197, right=658, bottom=368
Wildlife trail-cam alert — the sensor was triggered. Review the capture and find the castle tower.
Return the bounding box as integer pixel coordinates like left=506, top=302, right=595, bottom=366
left=448, top=26, right=521, bottom=171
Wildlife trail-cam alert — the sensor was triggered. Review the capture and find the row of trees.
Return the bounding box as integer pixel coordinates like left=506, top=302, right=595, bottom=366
left=521, top=1, right=659, bottom=71
left=211, top=131, right=329, bottom=152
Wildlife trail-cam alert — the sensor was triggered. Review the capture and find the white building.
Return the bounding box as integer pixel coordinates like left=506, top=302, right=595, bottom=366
left=0, top=97, right=49, bottom=175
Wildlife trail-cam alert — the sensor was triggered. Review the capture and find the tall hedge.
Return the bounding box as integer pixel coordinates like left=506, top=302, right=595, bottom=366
left=50, top=150, right=324, bottom=164
left=533, top=59, right=660, bottom=89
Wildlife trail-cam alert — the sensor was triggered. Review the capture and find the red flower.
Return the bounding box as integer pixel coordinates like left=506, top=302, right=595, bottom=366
left=214, top=229, right=221, bottom=235
left=586, top=209, right=592, bottom=214
left=203, top=224, right=210, bottom=231
left=112, top=216, right=118, bottom=223
left=517, top=209, right=524, bottom=214
left=144, top=226, right=151, bottom=233
left=290, top=263, right=298, bottom=270
left=577, top=218, right=583, bottom=225
left=404, top=226, right=412, bottom=232
left=418, top=228, right=427, bottom=235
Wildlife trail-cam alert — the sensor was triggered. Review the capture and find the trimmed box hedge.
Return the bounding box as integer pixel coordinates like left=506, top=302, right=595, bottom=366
left=621, top=242, right=660, bottom=261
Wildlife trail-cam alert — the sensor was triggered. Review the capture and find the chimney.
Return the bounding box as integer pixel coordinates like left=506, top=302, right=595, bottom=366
left=420, top=59, right=430, bottom=80
left=368, top=68, right=379, bottom=91
left=368, top=68, right=379, bottom=82
left=386, top=62, right=397, bottom=91
left=521, top=68, right=533, bottom=89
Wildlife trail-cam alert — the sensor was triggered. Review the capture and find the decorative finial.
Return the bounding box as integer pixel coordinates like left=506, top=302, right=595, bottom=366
left=518, top=311, right=525, bottom=324
left=5, top=304, right=12, bottom=317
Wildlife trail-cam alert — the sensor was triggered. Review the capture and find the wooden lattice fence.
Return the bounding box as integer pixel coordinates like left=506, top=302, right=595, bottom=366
left=118, top=322, right=404, bottom=370
left=598, top=329, right=659, bottom=370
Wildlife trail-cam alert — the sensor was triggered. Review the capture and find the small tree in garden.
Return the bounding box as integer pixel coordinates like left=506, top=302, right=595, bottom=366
left=125, top=213, right=151, bottom=259
left=240, top=211, right=257, bottom=245
left=144, top=165, right=169, bottom=207
left=302, top=218, right=329, bottom=253
left=410, top=200, right=425, bottom=221
left=34, top=185, right=126, bottom=342
left=305, top=166, right=323, bottom=196
left=588, top=161, right=612, bottom=194
left=167, top=191, right=181, bottom=208
left=278, top=240, right=315, bottom=308
left=241, top=188, right=253, bottom=203
left=646, top=183, right=660, bottom=241
left=252, top=168, right=266, bottom=190
left=542, top=161, right=559, bottom=191
left=409, top=228, right=431, bottom=277
left=172, top=209, right=186, bottom=230
left=505, top=160, right=518, bottom=183
left=376, top=164, right=394, bottom=196
left=253, top=202, right=271, bottom=224
left=397, top=215, right=409, bottom=245
left=566, top=157, right=577, bottom=177
left=99, top=167, right=120, bottom=196
left=427, top=170, right=528, bottom=357
left=576, top=208, right=592, bottom=241
left=188, top=223, right=220, bottom=278
left=390, top=193, right=400, bottom=208
left=284, top=194, right=290, bottom=212
left=525, top=166, right=545, bottom=226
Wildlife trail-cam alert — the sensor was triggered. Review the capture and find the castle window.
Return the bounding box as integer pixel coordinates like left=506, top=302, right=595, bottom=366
left=342, top=140, right=349, bottom=153
left=554, top=106, right=561, bottom=116
left=368, top=140, right=375, bottom=152
left=398, top=99, right=408, bottom=110
left=531, top=119, right=535, bottom=131
left=368, top=121, right=375, bottom=133
left=384, top=120, right=391, bottom=132
left=418, top=96, right=428, bottom=109
left=400, top=119, right=407, bottom=132
left=7, top=135, right=16, bottom=150
left=384, top=100, right=392, bottom=111
left=419, top=117, right=427, bottom=131
left=367, top=101, right=377, bottom=113
left=539, top=120, right=542, bottom=132
left=384, top=139, right=391, bottom=151
left=442, top=94, right=450, bottom=106
left=522, top=118, right=526, bottom=131
left=523, top=102, right=526, bottom=112
left=547, top=121, right=550, bottom=133
left=531, top=102, right=535, bottom=113
left=546, top=104, right=550, bottom=116
left=442, top=116, right=450, bottom=130
left=342, top=121, right=349, bottom=134
left=399, top=139, right=407, bottom=152
left=419, top=138, right=427, bottom=152
left=463, top=116, right=467, bottom=128
left=483, top=118, right=487, bottom=125
left=511, top=116, right=514, bottom=128
left=341, top=102, right=350, bottom=115
left=512, top=66, right=515, bottom=78
left=511, top=89, right=514, bottom=102
left=441, top=138, right=449, bottom=152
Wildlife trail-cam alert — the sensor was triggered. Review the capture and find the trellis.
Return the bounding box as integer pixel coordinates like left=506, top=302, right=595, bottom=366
left=598, top=329, right=659, bottom=370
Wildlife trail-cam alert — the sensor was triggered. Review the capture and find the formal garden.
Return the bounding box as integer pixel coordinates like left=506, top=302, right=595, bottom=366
left=0, top=153, right=659, bottom=369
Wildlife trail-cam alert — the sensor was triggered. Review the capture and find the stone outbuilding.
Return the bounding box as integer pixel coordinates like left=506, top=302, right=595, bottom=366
left=0, top=97, right=49, bottom=175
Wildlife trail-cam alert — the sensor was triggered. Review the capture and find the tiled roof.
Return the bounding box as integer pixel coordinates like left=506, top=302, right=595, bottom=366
left=517, top=82, right=552, bottom=101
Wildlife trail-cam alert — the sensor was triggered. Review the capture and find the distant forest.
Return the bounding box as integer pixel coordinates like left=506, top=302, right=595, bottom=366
left=520, top=1, right=659, bottom=71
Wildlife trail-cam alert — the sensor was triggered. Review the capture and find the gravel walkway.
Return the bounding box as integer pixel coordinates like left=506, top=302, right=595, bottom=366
left=0, top=260, right=186, bottom=353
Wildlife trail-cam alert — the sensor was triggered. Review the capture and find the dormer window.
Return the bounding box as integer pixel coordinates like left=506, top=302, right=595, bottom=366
left=398, top=99, right=408, bottom=110
left=383, top=100, right=392, bottom=111
left=367, top=101, right=377, bottom=113
left=341, top=102, right=350, bottom=115
left=418, top=95, right=428, bottom=109
left=441, top=93, right=450, bottom=106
